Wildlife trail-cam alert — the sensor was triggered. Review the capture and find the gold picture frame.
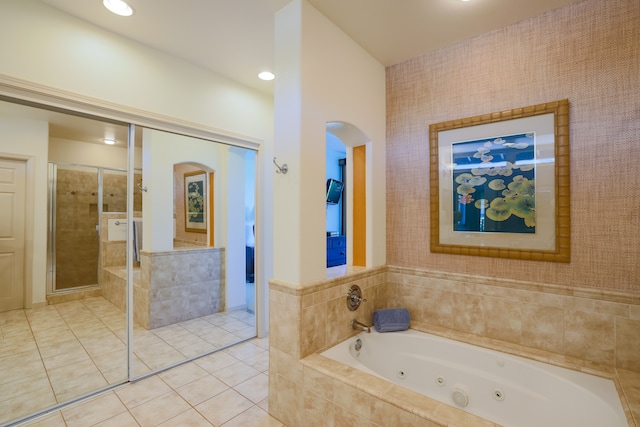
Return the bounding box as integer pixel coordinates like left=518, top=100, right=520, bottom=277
left=429, top=100, right=570, bottom=262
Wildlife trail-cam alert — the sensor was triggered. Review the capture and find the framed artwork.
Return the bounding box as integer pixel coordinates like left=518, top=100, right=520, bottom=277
left=429, top=100, right=570, bottom=262
left=184, top=170, right=207, bottom=233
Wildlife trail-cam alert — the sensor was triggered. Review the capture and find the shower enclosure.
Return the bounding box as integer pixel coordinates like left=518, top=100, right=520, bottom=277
left=47, top=163, right=141, bottom=293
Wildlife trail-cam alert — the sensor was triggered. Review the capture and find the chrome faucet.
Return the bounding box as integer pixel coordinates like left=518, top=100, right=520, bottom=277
left=350, top=319, right=371, bottom=333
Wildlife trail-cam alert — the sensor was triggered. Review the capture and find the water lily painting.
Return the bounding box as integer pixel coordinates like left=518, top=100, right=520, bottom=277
left=429, top=100, right=571, bottom=262
left=452, top=133, right=536, bottom=234
left=184, top=170, right=207, bottom=233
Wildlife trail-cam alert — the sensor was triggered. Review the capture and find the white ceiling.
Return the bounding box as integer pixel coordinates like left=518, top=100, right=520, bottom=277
left=6, top=0, right=579, bottom=144
left=38, top=0, right=579, bottom=96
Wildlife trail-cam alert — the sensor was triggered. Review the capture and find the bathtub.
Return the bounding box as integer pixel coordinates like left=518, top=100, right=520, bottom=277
left=321, top=329, right=628, bottom=427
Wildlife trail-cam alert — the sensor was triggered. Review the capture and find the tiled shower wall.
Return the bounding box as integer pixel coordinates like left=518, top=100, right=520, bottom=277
left=54, top=169, right=99, bottom=289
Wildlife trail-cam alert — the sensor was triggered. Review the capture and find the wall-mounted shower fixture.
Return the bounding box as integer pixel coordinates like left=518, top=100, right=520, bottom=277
left=346, top=284, right=367, bottom=311
left=273, top=157, right=288, bottom=174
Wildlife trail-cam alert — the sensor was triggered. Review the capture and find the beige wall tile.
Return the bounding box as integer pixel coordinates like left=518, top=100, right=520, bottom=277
left=301, top=302, right=327, bottom=356
left=482, top=297, right=522, bottom=344
left=370, top=399, right=417, bottom=426
left=333, top=405, right=376, bottom=427
left=303, top=390, right=335, bottom=427
left=616, top=318, right=640, bottom=372
left=564, top=310, right=614, bottom=364
left=451, top=292, right=484, bottom=335
left=522, top=303, right=564, bottom=353
left=419, top=288, right=453, bottom=328
left=303, top=365, right=335, bottom=401
left=333, top=382, right=374, bottom=421
left=274, top=375, right=304, bottom=427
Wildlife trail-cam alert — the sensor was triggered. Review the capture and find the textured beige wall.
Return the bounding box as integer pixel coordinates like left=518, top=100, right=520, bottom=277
left=386, top=0, right=639, bottom=293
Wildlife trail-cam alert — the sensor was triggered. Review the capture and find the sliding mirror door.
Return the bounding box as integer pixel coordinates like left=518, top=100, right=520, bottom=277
left=0, top=98, right=132, bottom=424
left=0, top=97, right=257, bottom=425
left=129, top=128, right=257, bottom=378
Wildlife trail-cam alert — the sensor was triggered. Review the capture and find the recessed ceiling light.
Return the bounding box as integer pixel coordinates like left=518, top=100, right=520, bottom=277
left=103, top=0, right=134, bottom=17
left=103, top=138, right=116, bottom=145
left=258, top=71, right=275, bottom=81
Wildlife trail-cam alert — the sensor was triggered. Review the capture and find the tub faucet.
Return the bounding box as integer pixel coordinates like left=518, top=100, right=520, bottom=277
left=351, top=319, right=371, bottom=333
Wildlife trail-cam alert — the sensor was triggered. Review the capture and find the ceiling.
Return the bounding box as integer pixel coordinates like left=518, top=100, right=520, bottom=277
left=38, top=0, right=579, bottom=96
left=5, top=0, right=579, bottom=145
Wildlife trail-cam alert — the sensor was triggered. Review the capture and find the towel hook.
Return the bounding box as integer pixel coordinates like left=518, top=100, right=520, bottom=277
left=273, top=157, right=288, bottom=175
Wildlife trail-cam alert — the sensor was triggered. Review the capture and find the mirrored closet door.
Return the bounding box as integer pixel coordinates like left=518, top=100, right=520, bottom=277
left=0, top=97, right=257, bottom=426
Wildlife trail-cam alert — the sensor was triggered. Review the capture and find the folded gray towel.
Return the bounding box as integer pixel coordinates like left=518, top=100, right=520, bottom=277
left=373, top=308, right=410, bottom=332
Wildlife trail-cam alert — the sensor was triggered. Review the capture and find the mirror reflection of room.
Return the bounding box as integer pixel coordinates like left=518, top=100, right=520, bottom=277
left=326, top=131, right=346, bottom=270
left=0, top=98, right=257, bottom=425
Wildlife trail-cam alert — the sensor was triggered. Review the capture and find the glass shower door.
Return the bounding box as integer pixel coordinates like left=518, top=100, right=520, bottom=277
left=51, top=164, right=100, bottom=290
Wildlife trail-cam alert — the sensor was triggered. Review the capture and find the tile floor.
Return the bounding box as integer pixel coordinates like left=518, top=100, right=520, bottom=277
left=0, top=297, right=264, bottom=426
left=15, top=337, right=280, bottom=427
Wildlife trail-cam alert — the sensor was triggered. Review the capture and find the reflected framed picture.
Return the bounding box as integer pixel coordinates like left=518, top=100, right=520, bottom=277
left=184, top=170, right=207, bottom=233
left=429, top=100, right=570, bottom=262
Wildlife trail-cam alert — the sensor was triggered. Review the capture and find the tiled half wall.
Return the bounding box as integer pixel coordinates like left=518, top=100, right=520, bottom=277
left=268, top=267, right=640, bottom=426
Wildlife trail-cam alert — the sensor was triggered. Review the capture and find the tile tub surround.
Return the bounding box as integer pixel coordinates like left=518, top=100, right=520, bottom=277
left=101, top=247, right=225, bottom=329
left=268, top=266, right=640, bottom=426
left=143, top=247, right=226, bottom=329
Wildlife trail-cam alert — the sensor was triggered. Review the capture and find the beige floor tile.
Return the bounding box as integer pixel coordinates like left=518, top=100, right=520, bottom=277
left=162, top=332, right=206, bottom=348
left=194, top=351, right=239, bottom=373
left=244, top=351, right=269, bottom=372
left=212, top=361, right=261, bottom=387
left=0, top=357, right=46, bottom=386
left=151, top=324, right=191, bottom=340
left=2, top=298, right=258, bottom=427
left=0, top=382, right=57, bottom=424
left=129, top=391, right=191, bottom=427
left=234, top=373, right=269, bottom=404
left=176, top=340, right=217, bottom=358
left=257, top=397, right=269, bottom=412
left=92, top=411, right=141, bottom=427
left=158, top=361, right=209, bottom=389
left=225, top=342, right=264, bottom=361
left=200, top=330, right=239, bottom=347
left=220, top=405, right=284, bottom=427
left=61, top=392, right=126, bottom=427
left=218, top=319, right=251, bottom=333
left=51, top=369, right=109, bottom=404
left=157, top=408, right=214, bottom=427
left=42, top=346, right=91, bottom=370
left=0, top=334, right=37, bottom=354
left=115, top=375, right=172, bottom=409
left=196, top=389, right=254, bottom=426
left=175, top=374, right=229, bottom=406
left=19, top=411, right=66, bottom=427
left=234, top=326, right=258, bottom=339
left=0, top=372, right=52, bottom=403
left=138, top=347, right=186, bottom=371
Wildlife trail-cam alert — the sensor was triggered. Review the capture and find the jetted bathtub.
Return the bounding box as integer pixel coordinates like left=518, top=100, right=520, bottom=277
left=321, top=329, right=627, bottom=427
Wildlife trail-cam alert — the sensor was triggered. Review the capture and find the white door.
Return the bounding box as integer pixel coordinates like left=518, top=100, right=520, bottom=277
left=0, top=159, right=26, bottom=312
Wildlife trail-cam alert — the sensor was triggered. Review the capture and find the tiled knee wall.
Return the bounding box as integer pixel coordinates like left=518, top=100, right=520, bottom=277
left=268, top=266, right=640, bottom=425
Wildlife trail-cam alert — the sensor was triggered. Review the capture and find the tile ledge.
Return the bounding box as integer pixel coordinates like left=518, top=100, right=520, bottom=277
left=387, top=265, right=640, bottom=305
left=269, top=265, right=387, bottom=296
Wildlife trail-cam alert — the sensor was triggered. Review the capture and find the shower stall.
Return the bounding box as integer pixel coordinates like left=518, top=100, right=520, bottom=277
left=47, top=163, right=141, bottom=293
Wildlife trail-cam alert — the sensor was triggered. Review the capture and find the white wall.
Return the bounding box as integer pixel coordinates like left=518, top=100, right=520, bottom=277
left=49, top=138, right=142, bottom=170
left=0, top=119, right=49, bottom=306
left=274, top=0, right=386, bottom=284
left=0, top=0, right=273, bottom=334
